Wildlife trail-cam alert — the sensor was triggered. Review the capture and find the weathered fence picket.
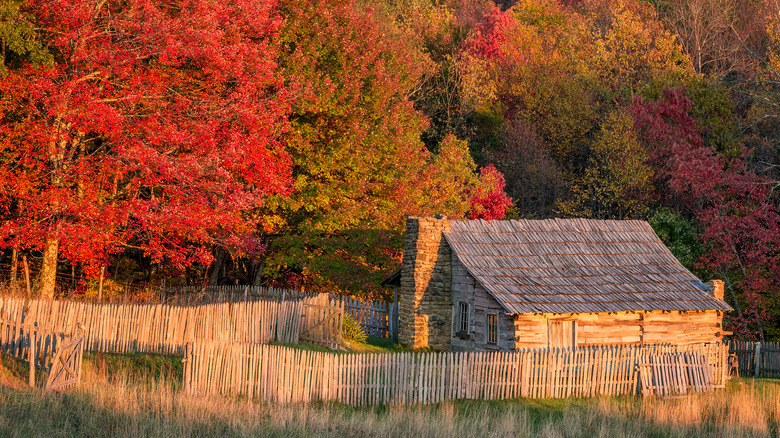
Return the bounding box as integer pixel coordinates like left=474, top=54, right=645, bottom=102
left=729, top=341, right=780, bottom=377
left=0, top=317, right=84, bottom=389
left=183, top=342, right=728, bottom=405
left=0, top=294, right=341, bottom=355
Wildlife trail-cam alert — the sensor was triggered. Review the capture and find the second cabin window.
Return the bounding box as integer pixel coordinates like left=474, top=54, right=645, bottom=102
left=459, top=302, right=469, bottom=333
left=487, top=313, right=498, bottom=344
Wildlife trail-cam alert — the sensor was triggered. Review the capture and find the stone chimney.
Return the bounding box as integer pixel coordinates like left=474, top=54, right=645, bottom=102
left=398, top=216, right=453, bottom=350
left=706, top=279, right=725, bottom=300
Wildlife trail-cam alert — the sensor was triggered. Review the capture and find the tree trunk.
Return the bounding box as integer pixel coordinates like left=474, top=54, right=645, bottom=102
left=98, top=265, right=105, bottom=301
left=252, top=258, right=265, bottom=286
left=22, top=254, right=31, bottom=298
left=39, top=237, right=59, bottom=298
left=9, top=247, right=18, bottom=292
left=208, top=248, right=226, bottom=286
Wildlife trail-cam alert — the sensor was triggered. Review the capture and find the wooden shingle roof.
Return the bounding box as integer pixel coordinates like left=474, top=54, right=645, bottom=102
left=443, top=219, right=732, bottom=314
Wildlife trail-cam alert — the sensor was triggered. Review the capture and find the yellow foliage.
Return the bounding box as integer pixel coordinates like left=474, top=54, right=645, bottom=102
left=556, top=110, right=652, bottom=219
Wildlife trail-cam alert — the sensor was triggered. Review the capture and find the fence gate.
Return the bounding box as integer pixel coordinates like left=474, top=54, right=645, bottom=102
left=637, top=352, right=713, bottom=397
left=300, top=294, right=343, bottom=349
left=46, top=329, right=85, bottom=391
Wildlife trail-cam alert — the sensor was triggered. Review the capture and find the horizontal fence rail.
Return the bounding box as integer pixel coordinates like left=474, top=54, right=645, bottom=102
left=729, top=341, right=780, bottom=378
left=183, top=342, right=728, bottom=405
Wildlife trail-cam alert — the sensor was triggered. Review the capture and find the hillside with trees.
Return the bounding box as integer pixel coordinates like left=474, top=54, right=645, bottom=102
left=0, top=0, right=778, bottom=341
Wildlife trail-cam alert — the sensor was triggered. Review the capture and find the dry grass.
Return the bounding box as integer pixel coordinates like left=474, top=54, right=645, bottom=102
left=0, top=355, right=777, bottom=437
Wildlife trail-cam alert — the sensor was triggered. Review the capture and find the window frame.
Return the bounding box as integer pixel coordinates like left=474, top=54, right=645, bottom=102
left=458, top=302, right=470, bottom=334
left=486, top=312, right=498, bottom=345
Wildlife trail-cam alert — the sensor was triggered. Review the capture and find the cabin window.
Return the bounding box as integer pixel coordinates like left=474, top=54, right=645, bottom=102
left=458, top=302, right=469, bottom=333
left=548, top=320, right=577, bottom=349
left=487, top=313, right=498, bottom=344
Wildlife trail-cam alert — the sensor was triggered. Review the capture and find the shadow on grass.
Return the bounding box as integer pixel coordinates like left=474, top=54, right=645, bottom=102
left=84, top=352, right=183, bottom=387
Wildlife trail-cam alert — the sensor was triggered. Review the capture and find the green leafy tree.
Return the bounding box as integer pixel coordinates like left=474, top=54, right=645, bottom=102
left=649, top=208, right=703, bottom=270
left=0, top=0, right=52, bottom=75
left=556, top=111, right=652, bottom=219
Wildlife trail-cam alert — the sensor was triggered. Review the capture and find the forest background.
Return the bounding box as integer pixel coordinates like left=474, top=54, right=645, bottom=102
left=0, top=0, right=778, bottom=341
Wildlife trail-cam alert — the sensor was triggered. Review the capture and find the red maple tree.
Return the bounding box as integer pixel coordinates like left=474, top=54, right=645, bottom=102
left=631, top=87, right=780, bottom=340
left=0, top=0, right=292, bottom=296
left=468, top=165, right=513, bottom=220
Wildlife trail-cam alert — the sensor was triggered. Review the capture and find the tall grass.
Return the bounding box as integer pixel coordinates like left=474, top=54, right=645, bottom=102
left=0, top=355, right=777, bottom=437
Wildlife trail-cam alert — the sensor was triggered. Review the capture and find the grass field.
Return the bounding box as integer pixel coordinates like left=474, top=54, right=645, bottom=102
left=0, top=352, right=777, bottom=437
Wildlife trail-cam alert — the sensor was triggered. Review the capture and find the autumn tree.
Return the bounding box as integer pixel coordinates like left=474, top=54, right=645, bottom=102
left=260, top=0, right=509, bottom=295
left=556, top=111, right=652, bottom=219
left=662, top=0, right=740, bottom=77
left=0, top=0, right=292, bottom=297
left=631, top=87, right=780, bottom=340
left=487, top=117, right=565, bottom=218
left=380, top=0, right=494, bottom=149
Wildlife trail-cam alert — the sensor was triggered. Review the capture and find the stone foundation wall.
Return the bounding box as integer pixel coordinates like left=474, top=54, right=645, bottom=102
left=398, top=217, right=453, bottom=350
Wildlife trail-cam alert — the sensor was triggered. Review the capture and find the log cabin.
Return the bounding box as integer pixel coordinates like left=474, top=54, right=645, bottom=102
left=389, top=216, right=732, bottom=351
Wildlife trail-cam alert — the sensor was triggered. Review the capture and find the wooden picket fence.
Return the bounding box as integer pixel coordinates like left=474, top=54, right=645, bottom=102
left=0, top=283, right=398, bottom=342
left=183, top=342, right=728, bottom=405
left=0, top=294, right=342, bottom=355
left=638, top=352, right=715, bottom=396
left=167, top=285, right=398, bottom=340
left=331, top=295, right=396, bottom=338
left=729, top=341, right=780, bottom=377
left=0, top=318, right=84, bottom=390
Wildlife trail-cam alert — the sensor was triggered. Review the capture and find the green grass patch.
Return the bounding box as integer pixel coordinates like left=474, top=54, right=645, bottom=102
left=275, top=336, right=416, bottom=354
left=344, top=336, right=419, bottom=353
left=83, top=352, right=183, bottom=385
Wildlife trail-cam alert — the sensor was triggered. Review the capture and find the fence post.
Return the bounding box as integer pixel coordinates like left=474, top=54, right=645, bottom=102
left=22, top=255, right=31, bottom=298
left=76, top=324, right=85, bottom=386
left=754, top=342, right=762, bottom=377
left=391, top=287, right=399, bottom=342
left=182, top=342, right=191, bottom=394
left=28, top=328, right=35, bottom=388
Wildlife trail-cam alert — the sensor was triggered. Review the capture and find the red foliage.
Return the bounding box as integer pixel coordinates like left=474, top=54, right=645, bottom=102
left=631, top=87, right=780, bottom=339
left=464, top=7, right=513, bottom=60
left=629, top=87, right=707, bottom=207
left=468, top=165, right=513, bottom=220
left=0, top=0, right=291, bottom=274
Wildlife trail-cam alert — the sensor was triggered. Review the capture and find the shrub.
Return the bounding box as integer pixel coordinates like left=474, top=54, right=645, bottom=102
left=342, top=313, right=367, bottom=344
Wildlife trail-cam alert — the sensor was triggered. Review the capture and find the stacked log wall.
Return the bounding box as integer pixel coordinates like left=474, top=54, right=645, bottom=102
left=513, top=310, right=725, bottom=349
left=451, top=255, right=514, bottom=351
